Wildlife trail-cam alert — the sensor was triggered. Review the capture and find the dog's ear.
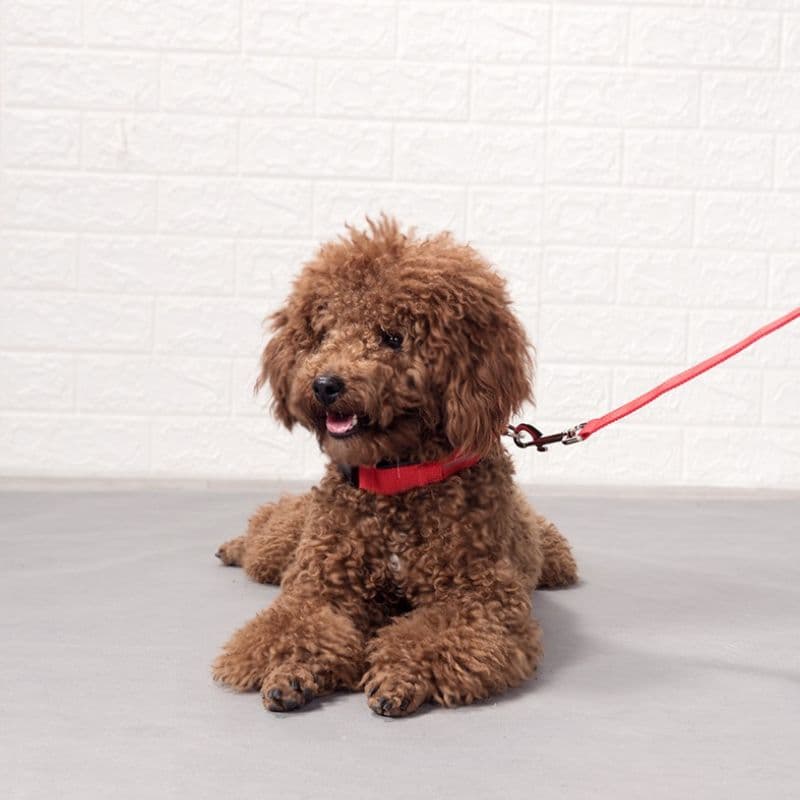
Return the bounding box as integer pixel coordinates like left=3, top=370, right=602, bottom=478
left=255, top=309, right=296, bottom=429
left=441, top=282, right=533, bottom=458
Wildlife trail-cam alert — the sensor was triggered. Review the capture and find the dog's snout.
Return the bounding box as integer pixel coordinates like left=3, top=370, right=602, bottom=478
left=313, top=374, right=345, bottom=406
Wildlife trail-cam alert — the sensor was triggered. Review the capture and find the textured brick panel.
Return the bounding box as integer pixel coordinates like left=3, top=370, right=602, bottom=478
left=0, top=0, right=796, bottom=488
left=696, top=192, right=800, bottom=249
left=4, top=0, right=82, bottom=45
left=160, top=56, right=314, bottom=115
left=769, top=255, right=800, bottom=307
left=0, top=293, right=153, bottom=351
left=629, top=10, right=779, bottom=67
left=1, top=234, right=78, bottom=290
left=552, top=8, right=628, bottom=65
left=157, top=179, right=312, bottom=237
left=316, top=61, right=469, bottom=120
left=539, top=305, right=687, bottom=364
left=472, top=66, right=547, bottom=122
left=398, top=3, right=549, bottom=63
left=545, top=189, right=693, bottom=246
left=394, top=124, right=544, bottom=184
left=76, top=356, right=232, bottom=414
left=547, top=128, right=622, bottom=185
left=542, top=248, right=617, bottom=304
left=1, top=174, right=157, bottom=232
left=243, top=1, right=396, bottom=57
left=702, top=73, right=800, bottom=130
left=239, top=120, right=393, bottom=178
left=0, top=354, right=74, bottom=411
left=235, top=240, right=313, bottom=298
left=617, top=250, right=769, bottom=307
left=154, top=297, right=267, bottom=357
left=84, top=0, right=239, bottom=50
left=83, top=114, right=238, bottom=174
left=2, top=110, right=81, bottom=169
left=4, top=50, right=159, bottom=110
left=0, top=417, right=150, bottom=475
left=623, top=131, right=773, bottom=189
left=80, top=237, right=236, bottom=295
left=550, top=69, right=700, bottom=127
left=313, top=183, right=466, bottom=240
left=467, top=189, right=543, bottom=244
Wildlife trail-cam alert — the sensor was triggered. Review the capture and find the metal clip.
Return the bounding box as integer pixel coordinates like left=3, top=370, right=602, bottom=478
left=504, top=422, right=585, bottom=451
left=561, top=423, right=585, bottom=445
left=506, top=424, right=537, bottom=449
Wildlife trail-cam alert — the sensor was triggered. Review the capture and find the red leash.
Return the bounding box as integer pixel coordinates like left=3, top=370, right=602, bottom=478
left=507, top=306, right=800, bottom=451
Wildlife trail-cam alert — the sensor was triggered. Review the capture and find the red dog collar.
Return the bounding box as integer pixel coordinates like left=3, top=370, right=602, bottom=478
left=338, top=452, right=481, bottom=496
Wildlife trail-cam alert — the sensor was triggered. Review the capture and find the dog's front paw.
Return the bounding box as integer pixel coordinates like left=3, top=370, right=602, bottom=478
left=363, top=668, right=428, bottom=718
left=215, top=535, right=245, bottom=566
left=262, top=665, right=319, bottom=712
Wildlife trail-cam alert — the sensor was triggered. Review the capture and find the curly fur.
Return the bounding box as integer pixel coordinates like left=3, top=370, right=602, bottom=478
left=214, top=217, right=578, bottom=716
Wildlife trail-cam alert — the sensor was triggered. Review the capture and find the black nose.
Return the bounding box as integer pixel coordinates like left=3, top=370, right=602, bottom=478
left=313, top=375, right=345, bottom=406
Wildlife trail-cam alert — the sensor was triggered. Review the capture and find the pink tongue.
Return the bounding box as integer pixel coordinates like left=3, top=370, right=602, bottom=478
left=326, top=413, right=357, bottom=434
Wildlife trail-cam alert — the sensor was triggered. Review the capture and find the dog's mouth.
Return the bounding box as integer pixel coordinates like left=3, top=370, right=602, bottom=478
left=324, top=411, right=364, bottom=439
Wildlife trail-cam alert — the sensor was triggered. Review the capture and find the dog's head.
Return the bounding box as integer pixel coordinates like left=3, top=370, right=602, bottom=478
left=256, top=217, right=532, bottom=466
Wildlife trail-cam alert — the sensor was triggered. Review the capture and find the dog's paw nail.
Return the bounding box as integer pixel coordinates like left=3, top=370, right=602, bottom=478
left=289, top=678, right=300, bottom=691
left=267, top=688, right=282, bottom=701
left=214, top=550, right=222, bottom=559
left=282, top=699, right=299, bottom=712
left=303, top=688, right=314, bottom=703
left=368, top=684, right=378, bottom=697
left=376, top=697, right=392, bottom=715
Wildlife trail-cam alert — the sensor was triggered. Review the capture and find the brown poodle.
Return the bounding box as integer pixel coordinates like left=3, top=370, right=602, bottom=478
left=213, top=217, right=578, bottom=716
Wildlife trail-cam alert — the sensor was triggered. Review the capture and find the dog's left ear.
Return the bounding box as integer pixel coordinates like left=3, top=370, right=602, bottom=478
left=255, top=309, right=296, bottom=429
left=442, top=284, right=533, bottom=458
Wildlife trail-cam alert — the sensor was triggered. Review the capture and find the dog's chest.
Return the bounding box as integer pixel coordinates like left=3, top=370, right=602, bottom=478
left=358, top=498, right=449, bottom=598
left=360, top=515, right=414, bottom=587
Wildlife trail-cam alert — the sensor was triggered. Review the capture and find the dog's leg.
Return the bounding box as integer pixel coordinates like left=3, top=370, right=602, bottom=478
left=212, top=591, right=368, bottom=710
left=362, top=588, right=541, bottom=717
left=215, top=493, right=307, bottom=584
left=536, top=517, right=578, bottom=589
left=215, top=512, right=385, bottom=711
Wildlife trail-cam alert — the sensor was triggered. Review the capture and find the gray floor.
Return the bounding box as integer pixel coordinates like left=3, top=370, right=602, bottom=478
left=1, top=487, right=799, bottom=800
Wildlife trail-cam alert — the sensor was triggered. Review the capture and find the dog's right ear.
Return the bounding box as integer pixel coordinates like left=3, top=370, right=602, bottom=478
left=255, top=309, right=295, bottom=429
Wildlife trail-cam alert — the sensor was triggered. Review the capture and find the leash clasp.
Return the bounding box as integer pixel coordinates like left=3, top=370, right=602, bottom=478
left=505, top=422, right=584, bottom=452
left=562, top=423, right=585, bottom=445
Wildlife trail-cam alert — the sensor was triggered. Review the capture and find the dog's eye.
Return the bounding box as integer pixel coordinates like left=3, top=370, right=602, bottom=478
left=380, top=330, right=403, bottom=350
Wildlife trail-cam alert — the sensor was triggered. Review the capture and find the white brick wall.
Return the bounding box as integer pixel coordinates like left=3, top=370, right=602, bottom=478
left=1, top=1, right=798, bottom=488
